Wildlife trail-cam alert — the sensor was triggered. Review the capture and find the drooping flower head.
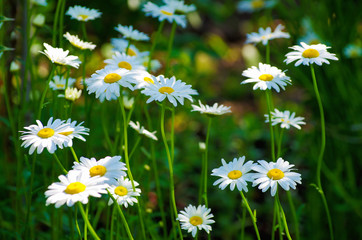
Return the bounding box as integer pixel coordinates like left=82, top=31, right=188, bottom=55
left=284, top=42, right=338, bottom=66
left=241, top=63, right=291, bottom=92
left=107, top=177, right=141, bottom=207
left=191, top=100, right=231, bottom=116
left=246, top=24, right=290, bottom=45
left=265, top=109, right=306, bottom=130
left=64, top=32, right=96, bottom=50
left=40, top=43, right=81, bottom=68
left=66, top=5, right=102, bottom=22
left=143, top=1, right=187, bottom=28
left=177, top=204, right=215, bottom=237
left=114, top=24, right=150, bottom=41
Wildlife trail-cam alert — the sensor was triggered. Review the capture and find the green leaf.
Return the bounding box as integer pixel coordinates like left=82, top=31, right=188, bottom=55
left=0, top=45, right=14, bottom=52
left=0, top=16, right=14, bottom=22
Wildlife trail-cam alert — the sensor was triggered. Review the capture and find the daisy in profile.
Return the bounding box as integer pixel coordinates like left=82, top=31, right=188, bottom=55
left=246, top=24, right=290, bottom=45
left=265, top=109, right=306, bottom=130
left=20, top=117, right=73, bottom=154
left=40, top=43, right=81, bottom=68
left=237, top=0, right=276, bottom=13
left=107, top=177, right=141, bottom=207
left=86, top=66, right=137, bottom=102
left=72, top=156, right=127, bottom=184
left=251, top=158, right=302, bottom=196
left=114, top=24, right=149, bottom=41
left=59, top=119, right=89, bottom=147
left=49, top=75, right=76, bottom=91
left=104, top=52, right=145, bottom=71
left=211, top=157, right=256, bottom=192
left=58, top=87, right=82, bottom=102
left=66, top=5, right=101, bottom=22
left=241, top=63, right=291, bottom=92
left=191, top=100, right=231, bottom=116
left=163, top=0, right=196, bottom=13
left=284, top=42, right=338, bottom=66
left=128, top=70, right=155, bottom=89
left=64, top=32, right=96, bottom=50
left=111, top=38, right=149, bottom=58
left=129, top=121, right=158, bottom=141
left=141, top=75, right=198, bottom=107
left=177, top=204, right=215, bottom=237
left=45, top=170, right=108, bottom=208
left=143, top=1, right=187, bottom=28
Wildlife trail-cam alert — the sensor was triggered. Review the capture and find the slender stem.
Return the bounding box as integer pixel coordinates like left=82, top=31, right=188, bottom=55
left=276, top=192, right=292, bottom=240
left=77, top=203, right=101, bottom=240
left=84, top=204, right=89, bottom=240
left=276, top=198, right=283, bottom=240
left=52, top=0, right=63, bottom=45
left=240, top=202, right=246, bottom=240
left=286, top=191, right=300, bottom=240
left=276, top=128, right=284, bottom=158
left=107, top=190, right=134, bottom=240
left=240, top=192, right=261, bottom=240
left=310, top=65, right=334, bottom=240
left=70, top=146, right=79, bottom=163
left=266, top=42, right=270, bottom=64
left=81, top=22, right=88, bottom=41
left=129, top=136, right=141, bottom=159
left=147, top=20, right=165, bottom=71
left=125, top=40, right=131, bottom=55
left=265, top=90, right=276, bottom=161
left=203, top=118, right=212, bottom=207
left=165, top=21, right=177, bottom=75
left=160, top=104, right=183, bottom=240
left=53, top=153, right=68, bottom=174
left=170, top=107, right=175, bottom=164
left=58, top=0, right=66, bottom=47
left=198, top=152, right=205, bottom=205
left=271, top=197, right=277, bottom=240
left=25, top=154, right=37, bottom=239
left=37, top=65, right=55, bottom=120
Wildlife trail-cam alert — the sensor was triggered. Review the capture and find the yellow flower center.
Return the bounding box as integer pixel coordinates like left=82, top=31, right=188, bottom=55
left=114, top=186, right=128, bottom=196
left=126, top=49, right=137, bottom=56
left=118, top=61, right=132, bottom=70
left=227, top=170, right=242, bottom=179
left=160, top=10, right=173, bottom=16
left=37, top=128, right=55, bottom=138
left=104, top=73, right=122, bottom=83
left=59, top=131, right=74, bottom=136
left=56, top=84, right=65, bottom=88
left=158, top=86, right=174, bottom=94
left=251, top=0, right=265, bottom=9
left=144, top=77, right=154, bottom=84
left=78, top=15, right=89, bottom=20
left=89, top=165, right=107, bottom=177
left=267, top=168, right=285, bottom=180
left=259, top=74, right=274, bottom=81
left=261, top=34, right=272, bottom=40
left=64, top=182, right=86, bottom=194
left=302, top=49, right=320, bottom=58
left=189, top=216, right=203, bottom=226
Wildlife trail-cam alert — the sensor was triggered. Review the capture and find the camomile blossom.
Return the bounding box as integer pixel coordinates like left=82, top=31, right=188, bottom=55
left=246, top=24, right=290, bottom=45
left=211, top=157, right=256, bottom=192
left=284, top=42, right=338, bottom=66
left=66, top=5, right=101, bottom=22
left=40, top=43, right=81, bottom=68
left=111, top=38, right=149, bottom=58
left=107, top=177, right=141, bottom=207
left=128, top=70, right=155, bottom=89
left=251, top=158, right=302, bottom=196
left=343, top=44, right=362, bottom=58
left=237, top=0, right=276, bottom=13
left=114, top=24, right=149, bottom=41
left=58, top=87, right=82, bottom=102
left=45, top=170, right=108, bottom=208
left=177, top=205, right=215, bottom=237
left=49, top=75, right=76, bottom=91
left=163, top=0, right=196, bottom=13
left=143, top=1, right=187, bottom=28
left=191, top=100, right=231, bottom=116
left=141, top=75, right=198, bottom=107
left=20, top=117, right=73, bottom=154
left=64, top=32, right=96, bottom=50
left=86, top=66, right=137, bottom=102
left=265, top=109, right=306, bottom=130
left=241, top=63, right=291, bottom=92
left=72, top=156, right=127, bottom=184
left=60, top=119, right=89, bottom=147
left=129, top=121, right=158, bottom=141
left=104, top=52, right=145, bottom=72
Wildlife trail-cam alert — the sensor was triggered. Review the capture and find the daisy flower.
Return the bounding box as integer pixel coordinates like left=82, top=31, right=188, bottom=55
left=163, top=0, right=196, bottom=13
left=66, top=5, right=102, bottom=22
left=241, top=63, right=291, bottom=92
left=177, top=204, right=215, bottom=237
left=191, top=100, right=231, bottom=116
left=49, top=75, right=76, bottom=91
left=284, top=42, right=338, bottom=66
left=64, top=32, right=96, bottom=50
left=343, top=44, right=362, bottom=58
left=129, top=121, right=158, bottom=141
left=111, top=38, right=149, bottom=58
left=45, top=170, right=108, bottom=208
left=86, top=66, right=137, bottom=102
left=72, top=156, right=127, bottom=184
left=141, top=75, right=198, bottom=107
left=246, top=24, right=290, bottom=45
left=59, top=87, right=82, bottom=102
left=60, top=119, right=89, bottom=147
left=237, top=0, right=277, bottom=13
left=265, top=109, right=306, bottom=130
left=107, top=177, right=141, bottom=207
left=251, top=158, right=302, bottom=196
left=143, top=1, right=187, bottom=28
left=211, top=157, right=256, bottom=192
left=20, top=117, right=73, bottom=155
left=40, top=43, right=81, bottom=68
left=114, top=24, right=150, bottom=41
left=104, top=52, right=146, bottom=71
left=128, top=70, right=155, bottom=89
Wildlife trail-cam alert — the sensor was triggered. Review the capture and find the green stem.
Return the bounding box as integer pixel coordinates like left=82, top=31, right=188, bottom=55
left=271, top=197, right=277, bottom=240
left=240, top=192, right=261, bottom=240
left=170, top=107, right=175, bottom=164
left=84, top=204, right=89, bottom=240
left=74, top=205, right=82, bottom=239
left=165, top=21, right=177, bottom=76
left=266, top=90, right=275, bottom=161
left=266, top=42, right=270, bottom=64
left=240, top=202, right=246, bottom=240
left=276, top=191, right=292, bottom=240
left=160, top=104, right=183, bottom=240
left=53, top=153, right=68, bottom=174
left=286, top=191, right=299, bottom=240
left=81, top=22, right=88, bottom=41
left=203, top=118, right=212, bottom=207
left=52, top=0, right=63, bottom=45
left=24, top=154, right=37, bottom=239
left=276, top=128, right=284, bottom=158
left=69, top=147, right=79, bottom=163
left=310, top=64, right=334, bottom=240
left=37, top=65, right=55, bottom=120
left=147, top=20, right=165, bottom=71
left=77, top=203, right=101, bottom=240
left=129, top=136, right=141, bottom=159
left=58, top=0, right=66, bottom=47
